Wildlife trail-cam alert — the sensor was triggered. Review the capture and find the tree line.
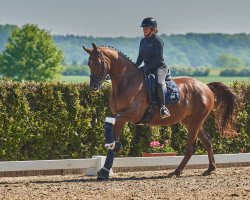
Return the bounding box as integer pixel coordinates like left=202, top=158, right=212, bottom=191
left=0, top=24, right=250, bottom=81
left=54, top=33, right=250, bottom=68
left=2, top=24, right=250, bottom=68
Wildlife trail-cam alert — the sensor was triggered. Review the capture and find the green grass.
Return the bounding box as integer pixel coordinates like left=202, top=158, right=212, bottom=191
left=59, top=75, right=249, bottom=85
left=196, top=67, right=250, bottom=85
left=58, top=66, right=250, bottom=85
left=193, top=76, right=250, bottom=85
left=59, top=76, right=89, bottom=83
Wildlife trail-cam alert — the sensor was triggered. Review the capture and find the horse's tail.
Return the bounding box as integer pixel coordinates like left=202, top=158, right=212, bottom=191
left=207, top=82, right=238, bottom=138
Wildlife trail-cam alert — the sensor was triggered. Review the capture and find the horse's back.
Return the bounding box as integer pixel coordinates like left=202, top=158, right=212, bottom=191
left=172, top=76, right=214, bottom=114
left=173, top=76, right=211, bottom=93
left=172, top=76, right=202, bottom=84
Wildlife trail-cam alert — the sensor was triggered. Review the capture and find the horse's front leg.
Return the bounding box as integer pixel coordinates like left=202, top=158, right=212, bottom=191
left=97, top=116, right=125, bottom=180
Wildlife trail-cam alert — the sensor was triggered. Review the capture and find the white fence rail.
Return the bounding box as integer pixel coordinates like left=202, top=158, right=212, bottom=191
left=0, top=153, right=249, bottom=176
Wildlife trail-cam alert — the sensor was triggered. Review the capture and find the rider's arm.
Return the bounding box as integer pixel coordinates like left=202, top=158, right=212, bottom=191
left=135, top=41, right=143, bottom=67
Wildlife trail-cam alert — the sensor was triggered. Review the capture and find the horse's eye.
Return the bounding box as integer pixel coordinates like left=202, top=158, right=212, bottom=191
left=90, top=59, right=101, bottom=67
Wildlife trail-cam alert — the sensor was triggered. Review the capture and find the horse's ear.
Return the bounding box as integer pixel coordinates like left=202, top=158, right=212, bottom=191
left=92, top=43, right=98, bottom=51
left=82, top=45, right=92, bottom=54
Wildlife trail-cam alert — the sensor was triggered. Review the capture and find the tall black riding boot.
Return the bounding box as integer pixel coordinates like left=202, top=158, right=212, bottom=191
left=156, top=84, right=170, bottom=118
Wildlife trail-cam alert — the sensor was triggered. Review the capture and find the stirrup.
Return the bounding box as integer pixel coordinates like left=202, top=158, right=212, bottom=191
left=160, top=106, right=170, bottom=119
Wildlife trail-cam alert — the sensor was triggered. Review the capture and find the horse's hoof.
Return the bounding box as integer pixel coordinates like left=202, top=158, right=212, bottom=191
left=202, top=168, right=215, bottom=176
left=97, top=168, right=109, bottom=181
left=97, top=176, right=109, bottom=181
left=167, top=171, right=181, bottom=178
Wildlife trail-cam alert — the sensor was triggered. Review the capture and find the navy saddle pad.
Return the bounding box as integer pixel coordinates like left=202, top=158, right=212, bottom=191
left=147, top=74, right=180, bottom=104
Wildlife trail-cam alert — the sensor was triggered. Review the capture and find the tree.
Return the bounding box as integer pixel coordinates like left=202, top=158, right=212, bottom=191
left=215, top=53, right=245, bottom=68
left=238, top=68, right=250, bottom=76
left=219, top=69, right=238, bottom=76
left=0, top=24, right=63, bottom=81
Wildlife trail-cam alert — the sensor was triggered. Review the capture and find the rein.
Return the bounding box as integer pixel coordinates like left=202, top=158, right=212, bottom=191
left=109, top=70, right=141, bottom=79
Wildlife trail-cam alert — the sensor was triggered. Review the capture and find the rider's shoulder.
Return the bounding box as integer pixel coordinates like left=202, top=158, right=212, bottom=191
left=154, top=35, right=163, bottom=44
left=140, top=37, right=147, bottom=45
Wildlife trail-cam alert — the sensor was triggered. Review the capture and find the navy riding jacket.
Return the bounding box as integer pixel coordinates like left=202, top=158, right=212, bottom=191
left=136, top=34, right=166, bottom=74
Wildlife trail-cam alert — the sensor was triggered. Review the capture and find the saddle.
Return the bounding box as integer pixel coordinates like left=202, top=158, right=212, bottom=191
left=147, top=74, right=180, bottom=105
left=138, top=70, right=180, bottom=124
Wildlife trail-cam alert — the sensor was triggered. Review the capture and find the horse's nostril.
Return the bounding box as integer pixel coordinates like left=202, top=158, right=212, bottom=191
left=90, top=84, right=99, bottom=91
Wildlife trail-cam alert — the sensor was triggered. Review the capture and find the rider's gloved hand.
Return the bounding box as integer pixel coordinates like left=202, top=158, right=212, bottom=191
left=139, top=65, right=146, bottom=71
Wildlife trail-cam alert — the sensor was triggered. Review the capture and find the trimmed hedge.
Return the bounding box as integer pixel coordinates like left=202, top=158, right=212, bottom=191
left=0, top=80, right=249, bottom=161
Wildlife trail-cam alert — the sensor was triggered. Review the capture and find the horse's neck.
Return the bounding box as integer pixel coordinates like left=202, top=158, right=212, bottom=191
left=109, top=56, right=138, bottom=77
left=108, top=55, right=144, bottom=95
left=103, top=49, right=145, bottom=113
left=101, top=48, right=144, bottom=94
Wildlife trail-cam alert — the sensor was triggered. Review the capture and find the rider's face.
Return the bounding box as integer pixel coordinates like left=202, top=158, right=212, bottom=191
left=143, top=27, right=153, bottom=37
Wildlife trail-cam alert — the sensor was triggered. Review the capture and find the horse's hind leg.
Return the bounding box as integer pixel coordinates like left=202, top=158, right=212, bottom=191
left=198, top=128, right=216, bottom=175
left=167, top=124, right=200, bottom=177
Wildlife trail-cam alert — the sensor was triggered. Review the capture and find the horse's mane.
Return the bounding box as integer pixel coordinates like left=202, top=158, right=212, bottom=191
left=99, top=45, right=137, bottom=67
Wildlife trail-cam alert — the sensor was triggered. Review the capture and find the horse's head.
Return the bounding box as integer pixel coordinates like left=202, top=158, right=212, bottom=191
left=83, top=43, right=109, bottom=91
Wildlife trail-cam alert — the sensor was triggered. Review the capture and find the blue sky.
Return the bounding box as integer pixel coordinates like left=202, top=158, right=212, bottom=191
left=0, top=0, right=250, bottom=37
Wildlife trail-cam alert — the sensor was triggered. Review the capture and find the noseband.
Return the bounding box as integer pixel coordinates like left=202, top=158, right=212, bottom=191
left=89, top=52, right=108, bottom=85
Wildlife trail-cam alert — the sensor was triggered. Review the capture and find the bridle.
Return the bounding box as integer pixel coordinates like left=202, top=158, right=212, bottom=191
left=89, top=51, right=108, bottom=85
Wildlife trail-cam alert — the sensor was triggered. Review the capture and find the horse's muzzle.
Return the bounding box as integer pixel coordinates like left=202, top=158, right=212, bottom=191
left=89, top=83, right=100, bottom=92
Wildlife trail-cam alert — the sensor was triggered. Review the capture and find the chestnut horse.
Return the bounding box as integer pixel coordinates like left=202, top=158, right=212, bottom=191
left=83, top=43, right=237, bottom=179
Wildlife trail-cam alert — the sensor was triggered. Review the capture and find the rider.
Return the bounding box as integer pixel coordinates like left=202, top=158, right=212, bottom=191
left=136, top=17, right=170, bottom=118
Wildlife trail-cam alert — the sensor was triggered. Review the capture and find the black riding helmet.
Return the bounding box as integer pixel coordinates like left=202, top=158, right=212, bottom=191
left=140, top=17, right=157, bottom=28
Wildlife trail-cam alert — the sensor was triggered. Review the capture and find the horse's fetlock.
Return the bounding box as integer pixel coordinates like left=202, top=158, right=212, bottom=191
left=113, top=141, right=123, bottom=153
